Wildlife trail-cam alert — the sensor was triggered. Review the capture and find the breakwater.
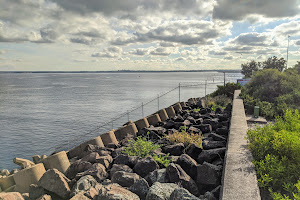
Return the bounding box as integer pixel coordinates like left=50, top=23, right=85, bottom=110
left=0, top=92, right=259, bottom=200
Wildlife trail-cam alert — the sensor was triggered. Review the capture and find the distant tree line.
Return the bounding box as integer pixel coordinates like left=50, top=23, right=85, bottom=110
left=241, top=56, right=287, bottom=78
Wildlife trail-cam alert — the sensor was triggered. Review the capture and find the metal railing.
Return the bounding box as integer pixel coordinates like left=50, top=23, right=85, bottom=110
left=48, top=74, right=240, bottom=153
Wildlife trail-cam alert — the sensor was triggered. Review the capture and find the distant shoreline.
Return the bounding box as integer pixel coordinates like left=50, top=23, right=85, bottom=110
left=0, top=70, right=241, bottom=74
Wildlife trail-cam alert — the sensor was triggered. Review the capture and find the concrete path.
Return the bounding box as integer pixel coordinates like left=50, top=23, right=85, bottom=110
left=221, top=90, right=261, bottom=200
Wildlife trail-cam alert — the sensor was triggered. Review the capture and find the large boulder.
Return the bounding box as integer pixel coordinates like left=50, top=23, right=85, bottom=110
left=197, top=148, right=226, bottom=164
left=36, top=194, right=51, bottom=200
left=208, top=133, right=226, bottom=141
left=186, top=144, right=203, bottom=161
left=95, top=183, right=139, bottom=200
left=70, top=175, right=98, bottom=197
left=0, top=192, right=24, bottom=200
left=96, top=155, right=113, bottom=169
left=194, top=124, right=212, bottom=134
left=129, top=178, right=149, bottom=200
left=111, top=171, right=141, bottom=187
left=70, top=193, right=91, bottom=200
left=66, top=161, right=93, bottom=179
left=197, top=162, right=222, bottom=189
left=133, top=156, right=159, bottom=177
left=29, top=184, right=45, bottom=200
left=81, top=152, right=101, bottom=163
left=114, top=154, right=138, bottom=168
left=176, top=154, right=198, bottom=178
left=109, top=164, right=133, bottom=178
left=202, top=140, right=226, bottom=150
left=166, top=163, right=199, bottom=196
left=38, top=169, right=71, bottom=199
left=170, top=188, right=200, bottom=200
left=144, top=169, right=167, bottom=186
left=146, top=182, right=179, bottom=200
left=216, top=127, right=229, bottom=136
left=162, top=143, right=184, bottom=156
left=78, top=163, right=108, bottom=182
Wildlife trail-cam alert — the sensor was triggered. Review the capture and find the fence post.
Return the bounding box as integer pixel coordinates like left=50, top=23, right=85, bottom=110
left=127, top=111, right=129, bottom=121
left=111, top=120, right=114, bottom=129
left=223, top=72, right=226, bottom=86
left=142, top=102, right=144, bottom=118
left=205, top=80, right=207, bottom=97
left=157, top=94, right=160, bottom=111
left=179, top=83, right=181, bottom=102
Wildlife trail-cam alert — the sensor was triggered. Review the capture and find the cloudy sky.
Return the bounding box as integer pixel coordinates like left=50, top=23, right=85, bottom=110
left=0, top=0, right=300, bottom=71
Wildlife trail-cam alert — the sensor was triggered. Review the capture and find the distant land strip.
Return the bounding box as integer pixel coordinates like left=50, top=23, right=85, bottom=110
left=0, top=70, right=241, bottom=73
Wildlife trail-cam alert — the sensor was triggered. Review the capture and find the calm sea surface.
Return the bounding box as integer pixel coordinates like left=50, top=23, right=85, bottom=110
left=0, top=72, right=242, bottom=170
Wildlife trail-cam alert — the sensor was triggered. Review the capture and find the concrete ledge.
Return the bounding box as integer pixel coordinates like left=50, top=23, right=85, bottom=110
left=221, top=90, right=261, bottom=200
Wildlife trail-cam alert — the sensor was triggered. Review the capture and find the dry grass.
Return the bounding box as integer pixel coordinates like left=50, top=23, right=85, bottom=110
left=166, top=131, right=203, bottom=148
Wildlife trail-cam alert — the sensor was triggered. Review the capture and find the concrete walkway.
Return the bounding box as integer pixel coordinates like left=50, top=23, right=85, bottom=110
left=221, top=90, right=261, bottom=200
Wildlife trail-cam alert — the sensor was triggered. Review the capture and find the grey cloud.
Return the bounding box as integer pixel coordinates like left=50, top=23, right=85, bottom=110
left=0, top=50, right=5, bottom=54
left=150, top=47, right=172, bottom=56
left=233, top=33, right=269, bottom=46
left=296, top=40, right=300, bottom=45
left=223, top=46, right=254, bottom=54
left=209, top=50, right=227, bottom=56
left=112, top=21, right=224, bottom=46
left=160, top=42, right=176, bottom=47
left=70, top=37, right=97, bottom=45
left=213, top=0, right=300, bottom=20
left=50, top=0, right=208, bottom=16
left=91, top=46, right=122, bottom=58
left=130, top=49, right=148, bottom=56
left=224, top=56, right=233, bottom=60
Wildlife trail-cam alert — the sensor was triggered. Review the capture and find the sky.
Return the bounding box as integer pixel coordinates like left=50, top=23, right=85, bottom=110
left=0, top=0, right=300, bottom=71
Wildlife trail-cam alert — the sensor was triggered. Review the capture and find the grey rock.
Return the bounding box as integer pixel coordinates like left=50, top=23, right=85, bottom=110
left=163, top=143, right=184, bottom=156
left=170, top=188, right=200, bottom=200
left=81, top=152, right=101, bottom=163
left=129, top=178, right=149, bottom=200
left=95, top=183, right=139, bottom=200
left=37, top=194, right=52, bottom=200
left=194, top=124, right=212, bottom=134
left=166, top=163, right=199, bottom=196
left=216, top=127, right=229, bottom=136
left=197, top=148, right=226, bottom=164
left=96, top=155, right=113, bottom=169
left=111, top=171, right=141, bottom=187
left=70, top=193, right=91, bottom=200
left=114, top=154, right=138, bottom=168
left=197, top=162, right=222, bottom=187
left=38, top=169, right=71, bottom=199
left=186, top=143, right=203, bottom=161
left=144, top=169, right=167, bottom=186
left=66, top=160, right=93, bottom=179
left=110, top=164, right=133, bottom=178
left=146, top=182, right=179, bottom=200
left=202, top=140, right=226, bottom=150
left=70, top=175, right=98, bottom=197
left=176, top=154, right=198, bottom=178
left=78, top=163, right=108, bottom=182
left=29, top=184, right=45, bottom=200
left=134, top=156, right=159, bottom=177
left=208, top=133, right=226, bottom=141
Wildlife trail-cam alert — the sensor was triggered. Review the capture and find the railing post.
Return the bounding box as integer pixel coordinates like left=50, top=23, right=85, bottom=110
left=142, top=102, right=144, bottom=117
left=179, top=83, right=181, bottom=102
left=111, top=120, right=114, bottom=129
left=127, top=111, right=129, bottom=121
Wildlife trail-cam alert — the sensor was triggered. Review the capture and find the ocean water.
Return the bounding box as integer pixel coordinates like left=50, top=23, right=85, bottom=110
left=0, top=72, right=242, bottom=170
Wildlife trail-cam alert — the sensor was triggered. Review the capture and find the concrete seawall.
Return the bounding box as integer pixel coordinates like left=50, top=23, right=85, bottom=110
left=221, top=90, right=261, bottom=200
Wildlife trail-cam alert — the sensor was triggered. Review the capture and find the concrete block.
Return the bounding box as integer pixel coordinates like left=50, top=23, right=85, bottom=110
left=42, top=151, right=70, bottom=174
left=100, top=130, right=119, bottom=146
left=180, top=102, right=187, bottom=107
left=114, top=123, right=138, bottom=141
left=173, top=103, right=182, bottom=112
left=0, top=174, right=15, bottom=191
left=165, top=106, right=176, bottom=118
left=13, top=163, right=46, bottom=193
left=32, top=155, right=42, bottom=164
left=134, top=118, right=150, bottom=131
left=13, top=158, right=35, bottom=169
left=68, top=136, right=105, bottom=158
left=146, top=114, right=162, bottom=126
left=157, top=109, right=169, bottom=122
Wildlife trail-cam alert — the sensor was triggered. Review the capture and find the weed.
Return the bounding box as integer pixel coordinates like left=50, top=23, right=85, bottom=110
left=153, top=153, right=171, bottom=168
left=123, top=136, right=160, bottom=158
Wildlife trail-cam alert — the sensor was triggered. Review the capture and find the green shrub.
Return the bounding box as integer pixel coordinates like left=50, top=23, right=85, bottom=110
left=123, top=136, right=160, bottom=158
left=166, top=130, right=203, bottom=148
left=153, top=154, right=171, bottom=168
left=247, top=110, right=300, bottom=199
left=210, top=82, right=241, bottom=99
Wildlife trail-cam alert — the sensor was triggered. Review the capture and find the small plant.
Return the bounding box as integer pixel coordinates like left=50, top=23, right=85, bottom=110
left=123, top=136, right=160, bottom=158
left=153, top=153, right=171, bottom=168
left=166, top=130, right=202, bottom=148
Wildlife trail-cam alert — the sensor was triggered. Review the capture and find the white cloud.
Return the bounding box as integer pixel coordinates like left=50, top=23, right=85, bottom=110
left=91, top=46, right=123, bottom=58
